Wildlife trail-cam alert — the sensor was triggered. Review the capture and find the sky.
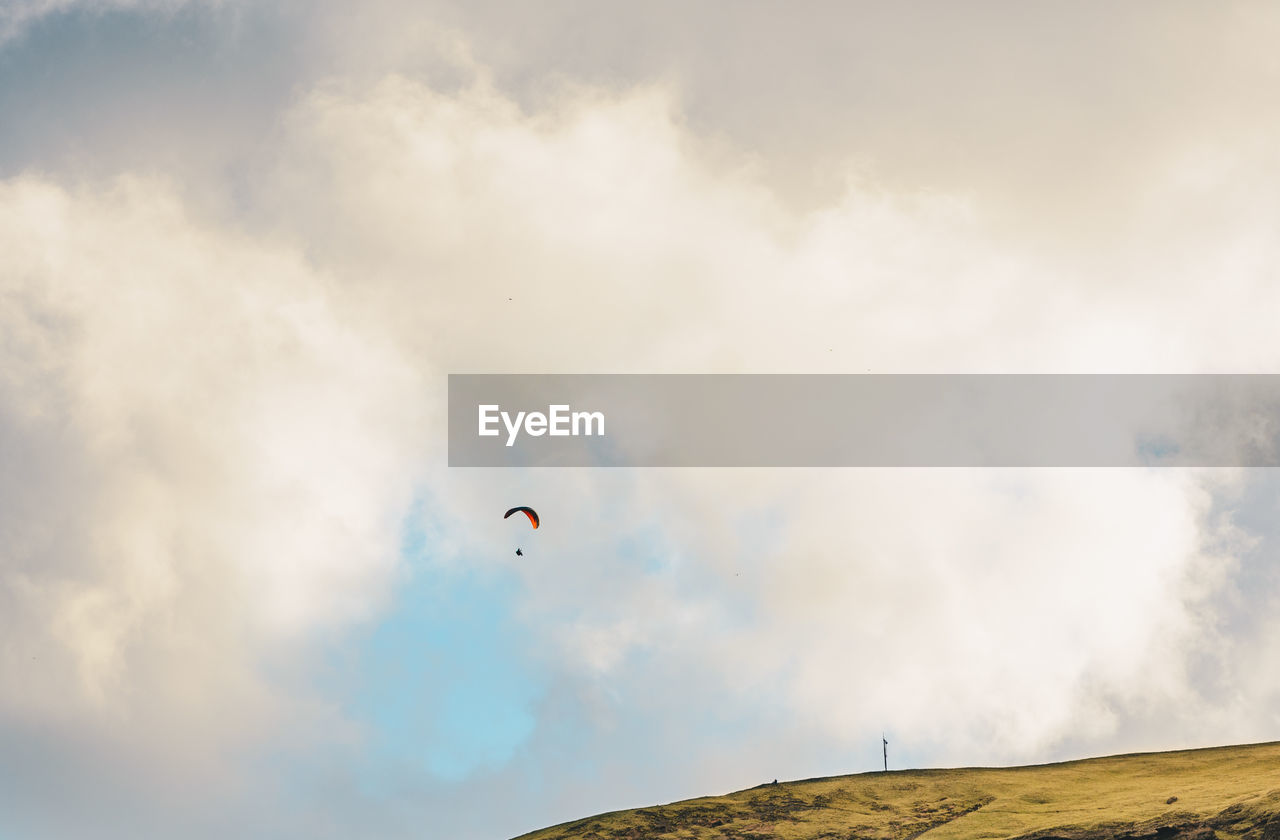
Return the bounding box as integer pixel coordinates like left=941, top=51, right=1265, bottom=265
left=3, top=2, right=1280, bottom=838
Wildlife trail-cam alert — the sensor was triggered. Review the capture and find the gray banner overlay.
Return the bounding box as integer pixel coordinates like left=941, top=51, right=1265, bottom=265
left=448, top=375, right=1280, bottom=467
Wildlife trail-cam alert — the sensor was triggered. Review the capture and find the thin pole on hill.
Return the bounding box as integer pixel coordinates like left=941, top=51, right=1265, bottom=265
left=882, top=734, right=888, bottom=772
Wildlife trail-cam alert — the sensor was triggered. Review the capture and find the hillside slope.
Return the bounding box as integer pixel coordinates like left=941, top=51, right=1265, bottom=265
left=514, top=742, right=1280, bottom=840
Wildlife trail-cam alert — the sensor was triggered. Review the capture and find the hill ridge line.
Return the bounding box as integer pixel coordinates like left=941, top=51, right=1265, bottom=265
left=512, top=741, right=1280, bottom=840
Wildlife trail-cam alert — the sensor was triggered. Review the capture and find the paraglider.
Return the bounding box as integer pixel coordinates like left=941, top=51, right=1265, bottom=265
left=505, top=506, right=538, bottom=556
left=504, top=507, right=539, bottom=529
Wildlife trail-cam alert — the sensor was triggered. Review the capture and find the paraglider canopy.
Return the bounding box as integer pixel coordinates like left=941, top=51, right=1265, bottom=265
left=504, top=506, right=539, bottom=529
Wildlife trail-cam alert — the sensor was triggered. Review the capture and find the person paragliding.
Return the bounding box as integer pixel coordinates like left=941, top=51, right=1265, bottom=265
left=505, top=506, right=538, bottom=556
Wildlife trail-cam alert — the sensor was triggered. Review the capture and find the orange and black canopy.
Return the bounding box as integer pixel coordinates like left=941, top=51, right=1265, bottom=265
left=504, top=507, right=539, bottom=529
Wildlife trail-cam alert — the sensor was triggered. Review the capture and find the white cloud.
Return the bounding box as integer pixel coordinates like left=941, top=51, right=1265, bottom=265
left=250, top=67, right=1280, bottom=765
left=253, top=70, right=1280, bottom=376
left=0, top=175, right=425, bottom=776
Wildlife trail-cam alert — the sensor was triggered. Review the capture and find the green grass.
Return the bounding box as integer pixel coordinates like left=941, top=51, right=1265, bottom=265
left=513, top=741, right=1280, bottom=840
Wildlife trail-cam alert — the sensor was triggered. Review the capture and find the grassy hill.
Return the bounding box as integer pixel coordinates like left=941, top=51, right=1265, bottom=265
left=513, top=742, right=1280, bottom=840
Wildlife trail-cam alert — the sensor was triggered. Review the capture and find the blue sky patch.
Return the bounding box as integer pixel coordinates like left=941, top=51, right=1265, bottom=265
left=342, top=497, right=546, bottom=787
